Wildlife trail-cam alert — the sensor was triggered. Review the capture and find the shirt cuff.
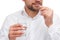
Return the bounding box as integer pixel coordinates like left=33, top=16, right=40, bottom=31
left=47, top=23, right=60, bottom=35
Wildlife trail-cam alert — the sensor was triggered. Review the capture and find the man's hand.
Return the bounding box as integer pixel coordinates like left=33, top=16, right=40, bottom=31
left=8, top=24, right=27, bottom=40
left=40, top=6, right=53, bottom=27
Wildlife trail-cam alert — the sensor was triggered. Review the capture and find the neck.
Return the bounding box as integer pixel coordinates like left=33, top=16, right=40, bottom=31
left=25, top=6, right=39, bottom=18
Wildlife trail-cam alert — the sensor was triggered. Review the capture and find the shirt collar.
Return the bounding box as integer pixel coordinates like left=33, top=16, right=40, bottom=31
left=21, top=8, right=41, bottom=20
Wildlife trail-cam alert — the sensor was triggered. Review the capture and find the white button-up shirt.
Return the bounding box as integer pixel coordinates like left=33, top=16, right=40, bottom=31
left=0, top=9, right=60, bottom=40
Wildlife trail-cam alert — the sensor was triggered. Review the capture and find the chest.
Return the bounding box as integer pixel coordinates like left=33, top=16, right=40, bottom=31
left=16, top=15, right=48, bottom=40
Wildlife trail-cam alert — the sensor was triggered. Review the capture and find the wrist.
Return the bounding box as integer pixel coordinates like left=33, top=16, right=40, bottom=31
left=9, top=38, right=16, bottom=40
left=8, top=36, right=16, bottom=40
left=45, top=21, right=53, bottom=27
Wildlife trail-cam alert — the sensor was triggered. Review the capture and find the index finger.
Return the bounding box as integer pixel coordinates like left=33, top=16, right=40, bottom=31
left=10, top=23, right=23, bottom=27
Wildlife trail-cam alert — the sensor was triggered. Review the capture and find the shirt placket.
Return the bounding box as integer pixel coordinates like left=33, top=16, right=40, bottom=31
left=25, top=19, right=35, bottom=40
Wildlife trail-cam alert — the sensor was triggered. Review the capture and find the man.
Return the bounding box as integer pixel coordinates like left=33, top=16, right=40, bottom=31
left=0, top=0, right=60, bottom=40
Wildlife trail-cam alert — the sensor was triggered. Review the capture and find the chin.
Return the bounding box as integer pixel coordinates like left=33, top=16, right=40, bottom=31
left=33, top=7, right=40, bottom=10
left=34, top=8, right=39, bottom=11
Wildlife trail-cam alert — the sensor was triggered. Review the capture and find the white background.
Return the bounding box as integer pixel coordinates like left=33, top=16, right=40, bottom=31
left=0, top=0, right=60, bottom=29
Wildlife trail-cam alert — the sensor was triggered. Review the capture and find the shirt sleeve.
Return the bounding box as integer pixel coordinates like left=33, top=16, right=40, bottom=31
left=48, top=14, right=60, bottom=40
left=0, top=15, right=18, bottom=40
